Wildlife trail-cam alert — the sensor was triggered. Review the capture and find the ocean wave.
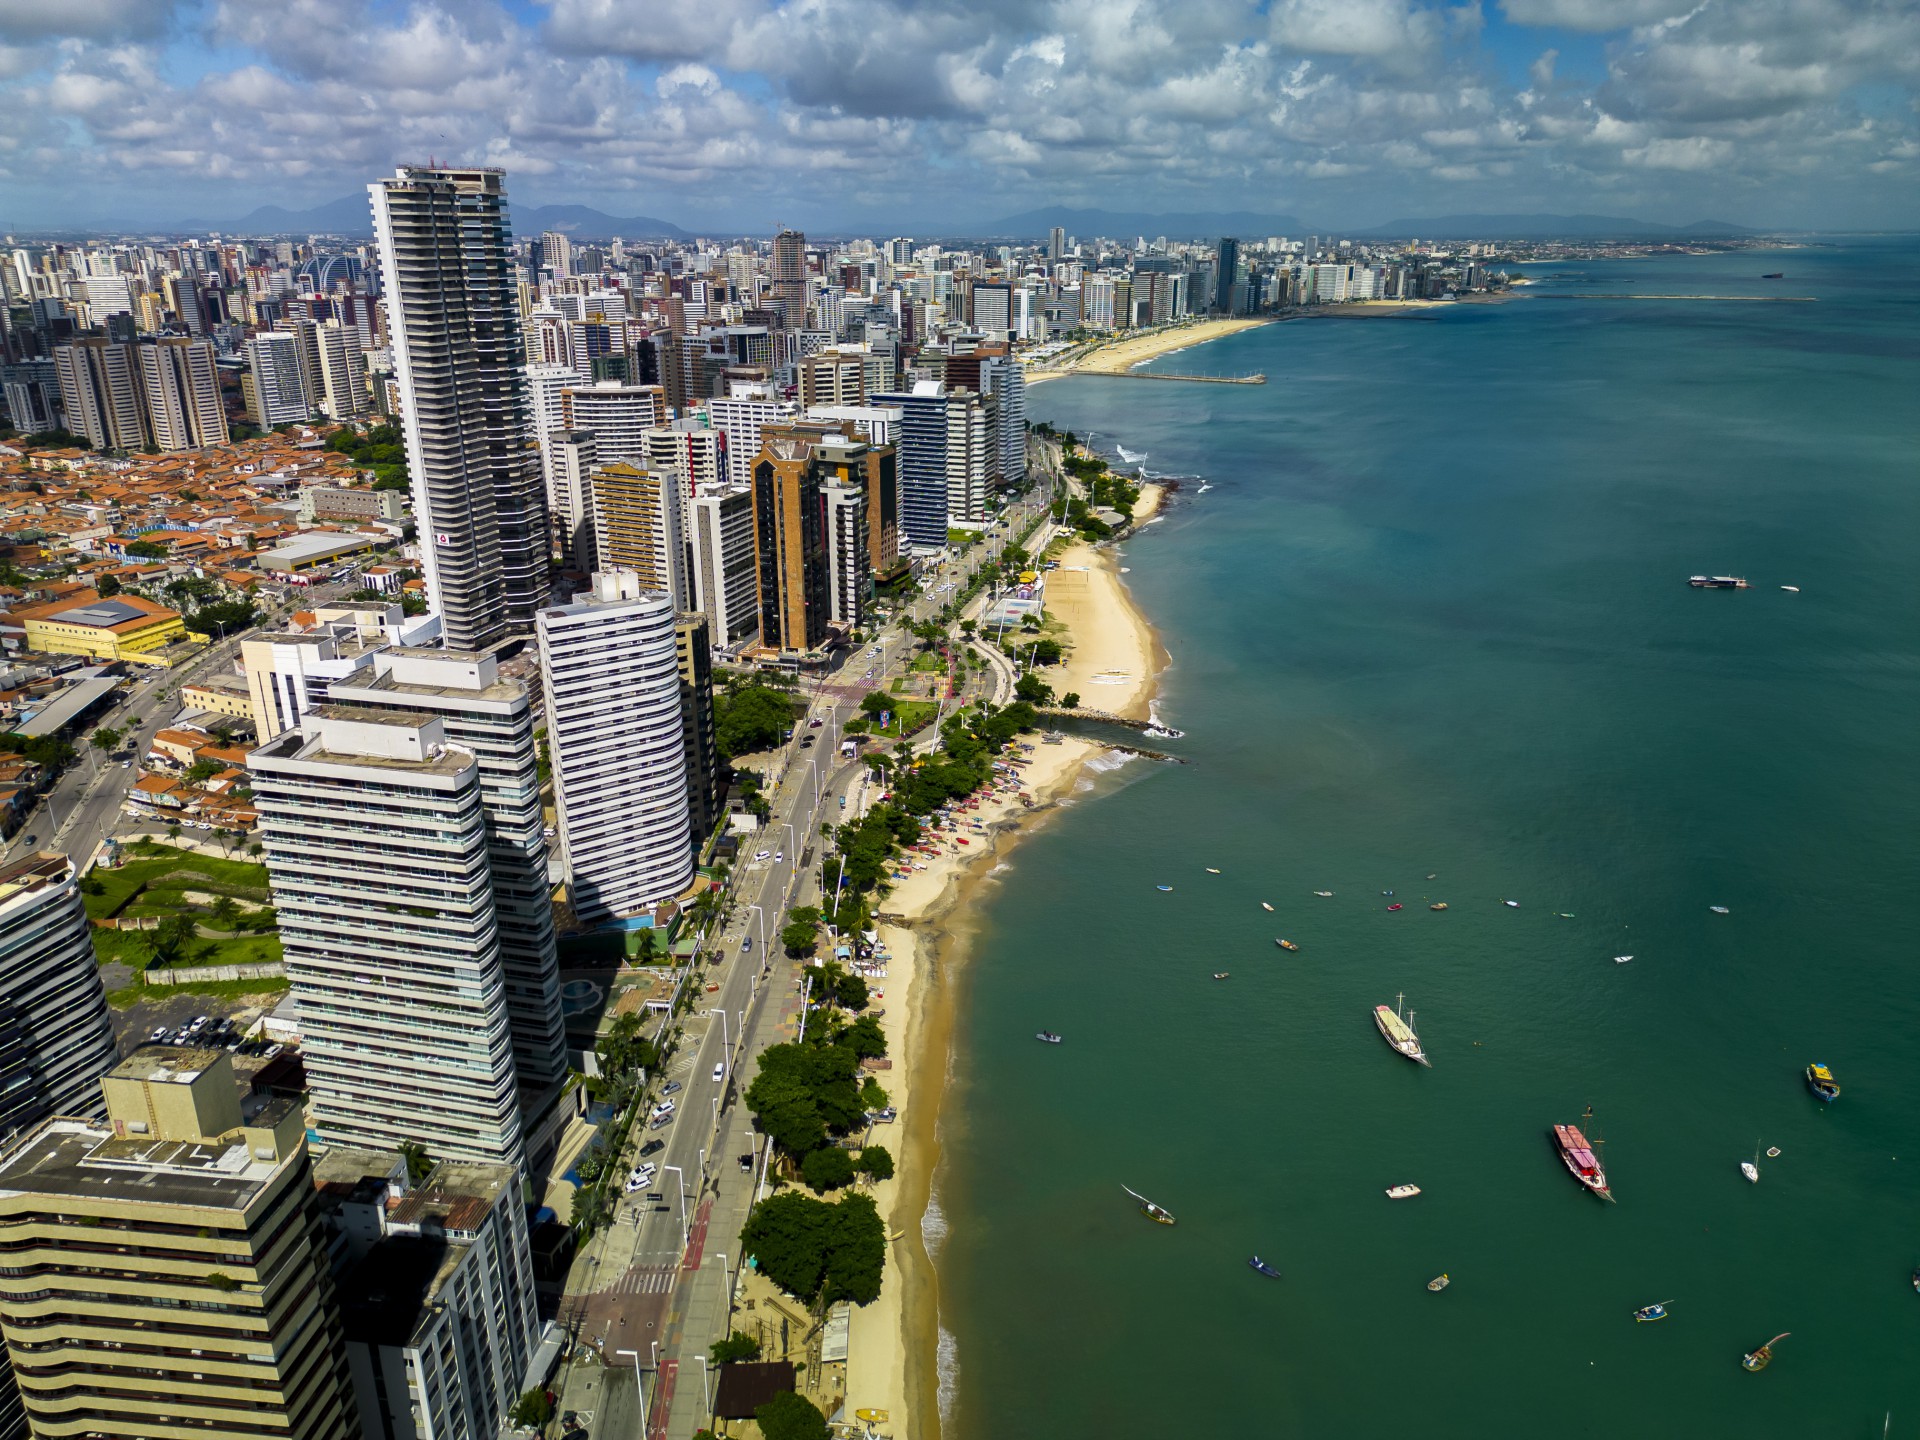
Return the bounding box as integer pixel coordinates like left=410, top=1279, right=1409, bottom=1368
left=936, top=1324, right=960, bottom=1427
left=1115, top=445, right=1146, bottom=464
left=1084, top=750, right=1139, bottom=774
left=922, top=1185, right=949, bottom=1255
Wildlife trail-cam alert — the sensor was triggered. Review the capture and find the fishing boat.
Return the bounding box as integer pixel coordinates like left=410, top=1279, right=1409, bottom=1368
left=1374, top=994, right=1429, bottom=1066
left=1503, top=900, right=1520, bottom=908
left=1248, top=1255, right=1282, bottom=1279
left=1385, top=1184, right=1422, bottom=1200
left=1206, top=867, right=1221, bottom=874
left=1123, top=1184, right=1175, bottom=1225
left=1633, top=1300, right=1672, bottom=1323
left=1156, top=885, right=1173, bottom=892
left=1614, top=955, right=1633, bottom=964
left=1276, top=938, right=1299, bottom=951
left=1780, top=585, right=1800, bottom=592
left=1742, top=1142, right=1760, bottom=1184
left=1551, top=1109, right=1614, bottom=1201
left=1766, top=1147, right=1781, bottom=1158
left=1742, top=1332, right=1790, bottom=1372
left=1427, top=1273, right=1450, bottom=1292
left=1805, top=1062, right=1840, bottom=1102
left=1382, top=890, right=1394, bottom=897
left=1212, top=972, right=1230, bottom=980
left=1035, top=1031, right=1062, bottom=1044
left=1689, top=575, right=1750, bottom=589
left=1387, top=902, right=1403, bottom=911
left=1710, top=905, right=1730, bottom=915
left=1261, top=901, right=1274, bottom=912
left=1429, top=902, right=1448, bottom=911
left=1314, top=890, right=1334, bottom=897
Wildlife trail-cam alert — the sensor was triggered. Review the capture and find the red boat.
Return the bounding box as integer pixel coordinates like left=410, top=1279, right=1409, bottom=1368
left=1552, top=1116, right=1614, bottom=1201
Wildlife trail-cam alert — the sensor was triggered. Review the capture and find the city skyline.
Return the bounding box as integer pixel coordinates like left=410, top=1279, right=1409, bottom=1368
left=1, top=0, right=1916, bottom=234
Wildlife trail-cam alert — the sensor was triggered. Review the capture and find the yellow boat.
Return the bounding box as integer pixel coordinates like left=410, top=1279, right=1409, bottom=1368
left=856, top=1410, right=891, bottom=1424
left=1429, top=902, right=1448, bottom=911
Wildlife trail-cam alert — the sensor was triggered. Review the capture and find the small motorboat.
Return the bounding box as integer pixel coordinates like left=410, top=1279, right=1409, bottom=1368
left=1314, top=890, right=1334, bottom=897
left=1275, top=938, right=1299, bottom=951
left=1260, top=901, right=1274, bottom=912
left=1710, top=905, right=1730, bottom=915
left=1742, top=1332, right=1790, bottom=1372
left=1387, top=903, right=1402, bottom=911
left=1761, top=272, right=1785, bottom=279
left=1632, top=1300, right=1672, bottom=1323
left=1156, top=885, right=1173, bottom=892
left=1614, top=955, right=1633, bottom=964
left=1780, top=585, right=1800, bottom=593
left=1426, top=1273, right=1450, bottom=1293
left=1426, top=873, right=1437, bottom=880
left=1123, top=1184, right=1175, bottom=1225
left=1205, top=867, right=1221, bottom=874
left=1035, top=1031, right=1063, bottom=1044
left=1248, top=1255, right=1282, bottom=1280
left=1429, top=902, right=1448, bottom=911
left=1385, top=1184, right=1422, bottom=1200
left=1805, top=1062, right=1840, bottom=1102
left=1212, top=972, right=1230, bottom=980
left=1502, top=899, right=1520, bottom=908
left=1911, top=1265, right=1919, bottom=1294
left=1556, top=912, right=1576, bottom=918
left=1766, top=1146, right=1781, bottom=1158
left=1382, top=890, right=1394, bottom=897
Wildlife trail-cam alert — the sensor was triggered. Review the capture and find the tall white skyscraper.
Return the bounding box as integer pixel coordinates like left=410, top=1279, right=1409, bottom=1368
left=314, top=320, right=370, bottom=420
left=371, top=165, right=548, bottom=651
left=251, top=709, right=524, bottom=1170
left=248, top=331, right=312, bottom=426
left=537, top=573, right=693, bottom=927
left=690, top=483, right=759, bottom=651
left=325, top=649, right=568, bottom=1133
left=0, top=852, right=117, bottom=1141
left=560, top=381, right=663, bottom=465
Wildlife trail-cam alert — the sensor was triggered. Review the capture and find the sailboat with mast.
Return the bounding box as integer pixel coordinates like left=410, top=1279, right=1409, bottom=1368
left=1741, top=1142, right=1761, bottom=1184
left=1122, top=1184, right=1176, bottom=1225
left=1550, top=1105, right=1614, bottom=1201
left=1373, top=993, right=1429, bottom=1066
left=1742, top=1332, right=1791, bottom=1372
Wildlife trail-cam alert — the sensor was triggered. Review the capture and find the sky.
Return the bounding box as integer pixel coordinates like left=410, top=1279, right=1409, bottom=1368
left=0, top=0, right=1916, bottom=233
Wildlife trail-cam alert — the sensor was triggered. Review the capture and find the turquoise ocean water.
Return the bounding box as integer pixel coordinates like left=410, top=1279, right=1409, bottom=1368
left=936, top=240, right=1920, bottom=1438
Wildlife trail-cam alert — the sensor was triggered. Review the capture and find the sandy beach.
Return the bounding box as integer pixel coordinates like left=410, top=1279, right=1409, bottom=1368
left=1027, top=317, right=1271, bottom=385
left=841, top=529, right=1160, bottom=1438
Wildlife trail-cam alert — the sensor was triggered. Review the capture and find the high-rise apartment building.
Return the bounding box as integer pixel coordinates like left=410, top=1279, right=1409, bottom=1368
left=981, top=354, right=1027, bottom=490
left=0, top=853, right=116, bottom=1140
left=538, top=230, right=572, bottom=279
left=823, top=477, right=870, bottom=629
left=1049, top=226, right=1066, bottom=262
left=137, top=336, right=229, bottom=451
left=797, top=346, right=888, bottom=409
left=643, top=421, right=729, bottom=507
left=537, top=572, right=694, bottom=927
left=1215, top=237, right=1241, bottom=313
left=547, top=428, right=599, bottom=572
left=970, top=282, right=1013, bottom=338
left=689, top=483, right=759, bottom=651
left=871, top=382, right=951, bottom=549
left=324, top=650, right=568, bottom=1133
left=674, top=613, right=721, bottom=844
left=590, top=461, right=688, bottom=609
left=560, top=380, right=663, bottom=464
left=749, top=422, right=844, bottom=653
left=53, top=336, right=144, bottom=451
left=248, top=331, right=312, bottom=426
left=318, top=1148, right=537, bottom=1440
left=944, top=388, right=989, bottom=525
left=314, top=320, right=371, bottom=420
left=771, top=229, right=808, bottom=329
left=0, top=1048, right=358, bottom=1440
left=371, top=165, right=548, bottom=651
left=252, top=709, right=525, bottom=1170
left=703, top=391, right=796, bottom=489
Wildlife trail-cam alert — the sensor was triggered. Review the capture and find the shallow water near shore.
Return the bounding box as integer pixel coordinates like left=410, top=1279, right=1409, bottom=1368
left=937, top=239, right=1920, bottom=1437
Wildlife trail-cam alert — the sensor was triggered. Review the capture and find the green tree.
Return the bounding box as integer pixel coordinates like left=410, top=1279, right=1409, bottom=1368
left=397, top=1141, right=433, bottom=1184
left=507, top=1388, right=554, bottom=1429
left=125, top=540, right=169, bottom=559
left=1014, top=673, right=1054, bottom=706
left=143, top=912, right=199, bottom=968
left=856, top=1146, right=895, bottom=1182
left=859, top=1077, right=889, bottom=1111
left=832, top=970, right=869, bottom=1011
left=714, top=685, right=799, bottom=760
left=1061, top=691, right=1081, bottom=708
left=755, top=1391, right=830, bottom=1440
left=208, top=896, right=242, bottom=932
left=836, top=1014, right=887, bottom=1060
left=709, top=1331, right=762, bottom=1365
left=90, top=727, right=122, bottom=757
left=780, top=918, right=819, bottom=957
left=96, top=573, right=123, bottom=596
left=801, top=1145, right=856, bottom=1192
left=744, top=1040, right=864, bottom=1158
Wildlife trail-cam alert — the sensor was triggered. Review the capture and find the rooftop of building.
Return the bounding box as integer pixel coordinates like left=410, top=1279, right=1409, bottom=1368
left=335, top=1235, right=457, bottom=1349
left=0, top=851, right=73, bottom=908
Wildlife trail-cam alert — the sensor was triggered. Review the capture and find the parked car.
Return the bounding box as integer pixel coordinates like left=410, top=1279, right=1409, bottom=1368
left=662, top=1080, right=681, bottom=1094
left=648, top=1113, right=674, bottom=1131
left=754, top=850, right=771, bottom=861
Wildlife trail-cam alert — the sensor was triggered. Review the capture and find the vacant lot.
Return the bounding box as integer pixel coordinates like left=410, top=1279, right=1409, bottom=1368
left=85, top=842, right=283, bottom=975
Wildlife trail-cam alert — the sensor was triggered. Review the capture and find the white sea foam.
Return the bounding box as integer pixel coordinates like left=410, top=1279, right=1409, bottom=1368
left=1084, top=749, right=1139, bottom=774
left=1116, top=445, right=1146, bottom=464
left=936, top=1323, right=960, bottom=1426
left=922, top=1184, right=949, bottom=1255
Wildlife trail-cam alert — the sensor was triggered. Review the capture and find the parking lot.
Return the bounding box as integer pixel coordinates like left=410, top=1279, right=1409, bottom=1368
left=106, top=986, right=289, bottom=1057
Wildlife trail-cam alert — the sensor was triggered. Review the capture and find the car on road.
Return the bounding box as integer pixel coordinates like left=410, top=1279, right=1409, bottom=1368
left=808, top=718, right=823, bottom=728
left=773, top=851, right=783, bottom=862
left=638, top=1139, right=665, bottom=1158
left=712, top=1062, right=725, bottom=1083
left=740, top=936, right=753, bottom=952
left=662, top=1080, right=681, bottom=1094
left=754, top=849, right=771, bottom=861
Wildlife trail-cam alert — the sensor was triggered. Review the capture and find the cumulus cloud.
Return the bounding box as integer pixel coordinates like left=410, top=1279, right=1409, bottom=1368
left=0, top=0, right=1911, bottom=227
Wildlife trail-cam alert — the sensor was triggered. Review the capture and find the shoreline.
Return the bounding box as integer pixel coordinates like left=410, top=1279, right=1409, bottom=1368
left=842, top=535, right=1163, bottom=1438
left=1026, top=317, right=1271, bottom=385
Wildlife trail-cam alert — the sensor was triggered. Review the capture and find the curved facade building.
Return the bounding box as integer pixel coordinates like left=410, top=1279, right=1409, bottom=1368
left=0, top=853, right=117, bottom=1140
left=537, top=573, right=694, bottom=926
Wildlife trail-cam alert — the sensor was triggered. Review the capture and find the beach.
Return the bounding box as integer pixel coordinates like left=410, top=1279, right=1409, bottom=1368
left=840, top=529, right=1161, bottom=1438
left=1026, top=317, right=1271, bottom=385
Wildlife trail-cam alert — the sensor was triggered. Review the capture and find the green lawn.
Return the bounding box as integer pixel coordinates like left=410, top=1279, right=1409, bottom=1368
left=866, top=699, right=939, bottom=740
left=91, top=927, right=284, bottom=970
left=907, top=651, right=946, bottom=674
left=85, top=844, right=272, bottom=921
left=107, top=973, right=290, bottom=1011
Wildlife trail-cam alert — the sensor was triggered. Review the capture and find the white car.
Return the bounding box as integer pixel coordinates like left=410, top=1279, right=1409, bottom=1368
left=712, top=1062, right=725, bottom=1083
left=650, top=1099, right=675, bottom=1119
left=754, top=849, right=771, bottom=861
left=773, top=851, right=784, bottom=863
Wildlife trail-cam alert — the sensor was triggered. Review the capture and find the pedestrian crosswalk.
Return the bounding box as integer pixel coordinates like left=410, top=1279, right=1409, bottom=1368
left=603, top=1264, right=677, bottom=1296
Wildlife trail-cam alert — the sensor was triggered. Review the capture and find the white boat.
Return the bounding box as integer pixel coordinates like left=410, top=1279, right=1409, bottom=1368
left=1427, top=1273, right=1450, bottom=1292
left=1314, top=890, right=1333, bottom=898
left=1742, top=1141, right=1761, bottom=1184
left=1710, top=905, right=1731, bottom=915
left=1780, top=585, right=1800, bottom=593
left=1206, top=867, right=1221, bottom=874
left=1502, top=900, right=1520, bottom=908
left=1385, top=1184, right=1422, bottom=1200
left=1373, top=993, right=1429, bottom=1067
left=1766, top=1146, right=1781, bottom=1158
left=1260, top=901, right=1274, bottom=912
left=1614, top=955, right=1633, bottom=964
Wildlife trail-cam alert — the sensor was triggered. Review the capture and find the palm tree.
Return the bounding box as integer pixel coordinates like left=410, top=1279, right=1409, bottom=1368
left=208, top=896, right=241, bottom=933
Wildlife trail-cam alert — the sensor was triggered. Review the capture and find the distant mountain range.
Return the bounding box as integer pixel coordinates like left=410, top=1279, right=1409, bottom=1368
left=982, top=206, right=1310, bottom=240
left=198, top=195, right=691, bottom=240
left=986, top=206, right=1755, bottom=241
left=1348, top=213, right=1756, bottom=239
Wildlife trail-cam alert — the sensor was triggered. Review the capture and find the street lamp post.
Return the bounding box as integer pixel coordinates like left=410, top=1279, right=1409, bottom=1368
left=615, top=1349, right=645, bottom=1420
left=694, top=1355, right=711, bottom=1417
left=662, top=1165, right=689, bottom=1252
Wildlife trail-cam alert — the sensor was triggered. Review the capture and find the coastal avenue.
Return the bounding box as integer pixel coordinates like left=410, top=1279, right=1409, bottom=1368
left=552, top=460, right=1057, bottom=1437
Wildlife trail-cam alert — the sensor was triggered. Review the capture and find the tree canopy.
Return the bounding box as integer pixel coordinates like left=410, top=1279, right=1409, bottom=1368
left=755, top=1391, right=831, bottom=1440
left=743, top=1040, right=864, bottom=1158
left=741, top=1191, right=886, bottom=1306
left=715, top=685, right=798, bottom=760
